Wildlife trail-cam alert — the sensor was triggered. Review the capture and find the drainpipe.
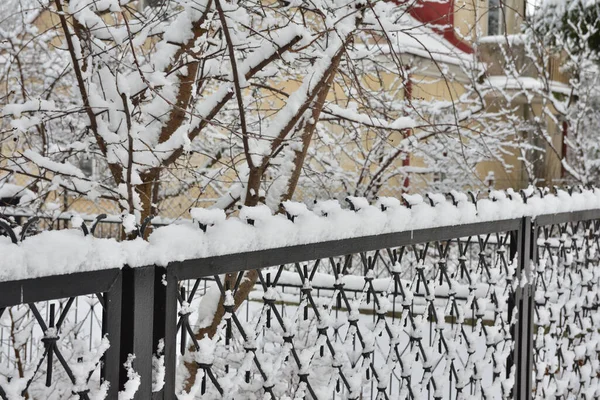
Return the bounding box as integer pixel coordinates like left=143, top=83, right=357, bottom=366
left=402, top=69, right=413, bottom=190
left=561, top=120, right=568, bottom=179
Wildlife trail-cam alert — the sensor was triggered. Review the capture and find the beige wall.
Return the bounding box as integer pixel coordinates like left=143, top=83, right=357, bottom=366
left=1, top=0, right=568, bottom=218
left=454, top=0, right=525, bottom=40
left=454, top=0, right=482, bottom=42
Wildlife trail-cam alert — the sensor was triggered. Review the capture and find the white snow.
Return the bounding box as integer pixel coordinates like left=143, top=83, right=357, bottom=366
left=119, top=355, right=141, bottom=400
left=23, top=149, right=88, bottom=179
left=478, top=34, right=526, bottom=45
left=484, top=76, right=572, bottom=96
left=122, top=213, right=138, bottom=234
left=0, top=229, right=123, bottom=282
left=0, top=182, right=34, bottom=204
left=0, top=188, right=599, bottom=281
left=362, top=2, right=475, bottom=66
left=190, top=208, right=226, bottom=227
left=2, top=99, right=55, bottom=117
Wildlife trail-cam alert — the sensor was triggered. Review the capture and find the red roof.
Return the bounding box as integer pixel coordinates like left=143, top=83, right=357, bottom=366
left=394, top=0, right=473, bottom=54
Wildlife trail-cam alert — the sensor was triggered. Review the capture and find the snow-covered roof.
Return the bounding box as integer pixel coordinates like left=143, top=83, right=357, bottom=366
left=397, top=17, right=474, bottom=66
left=484, top=76, right=572, bottom=96
left=363, top=12, right=475, bottom=67
left=1, top=188, right=599, bottom=282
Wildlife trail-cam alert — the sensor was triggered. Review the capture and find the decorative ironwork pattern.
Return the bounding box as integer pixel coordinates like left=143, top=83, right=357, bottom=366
left=0, top=299, right=106, bottom=400
left=533, top=216, right=600, bottom=399
left=0, top=220, right=122, bottom=400
left=170, top=223, right=521, bottom=399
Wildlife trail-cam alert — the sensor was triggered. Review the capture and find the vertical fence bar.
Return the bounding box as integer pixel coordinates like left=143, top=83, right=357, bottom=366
left=120, top=266, right=156, bottom=399
left=525, top=219, right=535, bottom=400
left=514, top=217, right=533, bottom=400
left=530, top=222, right=541, bottom=399
left=102, top=271, right=123, bottom=399
left=152, top=267, right=166, bottom=400
left=506, top=229, right=518, bottom=381
left=152, top=267, right=178, bottom=400
left=120, top=266, right=134, bottom=391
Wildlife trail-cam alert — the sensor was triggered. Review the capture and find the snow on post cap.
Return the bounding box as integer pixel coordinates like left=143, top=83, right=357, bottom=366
left=70, top=215, right=84, bottom=229
left=489, top=190, right=507, bottom=202
left=345, top=196, right=371, bottom=211
left=313, top=199, right=342, bottom=217
left=402, top=193, right=423, bottom=207
left=425, top=193, right=447, bottom=206
left=449, top=190, right=469, bottom=204
left=190, top=208, right=226, bottom=231
left=239, top=204, right=272, bottom=226
left=375, top=197, right=401, bottom=211
left=281, top=201, right=310, bottom=221
left=122, top=214, right=137, bottom=234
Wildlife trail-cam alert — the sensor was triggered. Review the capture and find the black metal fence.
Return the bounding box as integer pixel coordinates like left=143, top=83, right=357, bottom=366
left=0, top=269, right=122, bottom=399
left=0, top=209, right=171, bottom=240
left=1, top=207, right=599, bottom=399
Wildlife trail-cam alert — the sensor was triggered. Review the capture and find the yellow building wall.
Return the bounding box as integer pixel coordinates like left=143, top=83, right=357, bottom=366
left=1, top=1, right=568, bottom=219
left=454, top=0, right=525, bottom=39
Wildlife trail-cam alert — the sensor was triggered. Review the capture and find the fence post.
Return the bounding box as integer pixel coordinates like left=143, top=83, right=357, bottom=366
left=102, top=270, right=123, bottom=399
left=119, top=265, right=156, bottom=399
left=152, top=267, right=178, bottom=400
left=513, top=217, right=534, bottom=400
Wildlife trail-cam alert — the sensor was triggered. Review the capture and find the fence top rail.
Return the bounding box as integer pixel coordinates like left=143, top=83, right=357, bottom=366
left=168, top=218, right=522, bottom=280
left=533, top=208, right=600, bottom=226
left=2, top=188, right=600, bottom=283
left=0, top=268, right=121, bottom=308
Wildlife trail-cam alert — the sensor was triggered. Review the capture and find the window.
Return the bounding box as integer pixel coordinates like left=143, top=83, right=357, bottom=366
left=140, top=0, right=166, bottom=7
left=79, top=157, right=94, bottom=178
left=488, top=0, right=503, bottom=36
left=433, top=171, right=446, bottom=183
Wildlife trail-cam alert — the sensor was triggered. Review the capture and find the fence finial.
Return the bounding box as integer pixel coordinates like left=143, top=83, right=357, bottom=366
left=20, top=217, right=39, bottom=241
left=0, top=219, right=17, bottom=244
left=139, top=215, right=155, bottom=237
left=90, top=214, right=107, bottom=236
left=467, top=191, right=478, bottom=208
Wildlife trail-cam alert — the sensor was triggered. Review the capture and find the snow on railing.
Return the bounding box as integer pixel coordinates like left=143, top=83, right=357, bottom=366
left=1, top=186, right=600, bottom=399
left=1, top=187, right=599, bottom=282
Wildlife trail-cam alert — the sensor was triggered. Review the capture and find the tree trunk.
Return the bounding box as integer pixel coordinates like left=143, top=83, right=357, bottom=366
left=127, top=175, right=156, bottom=240
left=183, top=164, right=263, bottom=391
left=181, top=25, right=354, bottom=395
left=183, top=269, right=258, bottom=392
left=244, top=166, right=264, bottom=207
left=282, top=64, right=338, bottom=202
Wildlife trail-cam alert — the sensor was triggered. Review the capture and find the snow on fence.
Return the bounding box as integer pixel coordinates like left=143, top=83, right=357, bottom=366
left=0, top=209, right=176, bottom=242
left=0, top=188, right=600, bottom=399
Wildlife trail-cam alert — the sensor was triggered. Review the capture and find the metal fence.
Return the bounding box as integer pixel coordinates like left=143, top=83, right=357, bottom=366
left=1, top=207, right=599, bottom=399
left=0, top=210, right=123, bottom=239
left=0, top=209, right=172, bottom=240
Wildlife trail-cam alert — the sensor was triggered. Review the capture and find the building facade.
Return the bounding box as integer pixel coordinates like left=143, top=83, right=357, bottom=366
left=0, top=0, right=570, bottom=220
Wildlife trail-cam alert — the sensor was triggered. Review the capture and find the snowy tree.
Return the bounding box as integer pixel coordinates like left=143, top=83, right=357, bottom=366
left=478, top=0, right=600, bottom=187
left=0, top=0, right=543, bottom=393
left=0, top=0, right=525, bottom=222
left=535, top=0, right=600, bottom=61
left=6, top=0, right=600, bottom=397
left=529, top=0, right=600, bottom=185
